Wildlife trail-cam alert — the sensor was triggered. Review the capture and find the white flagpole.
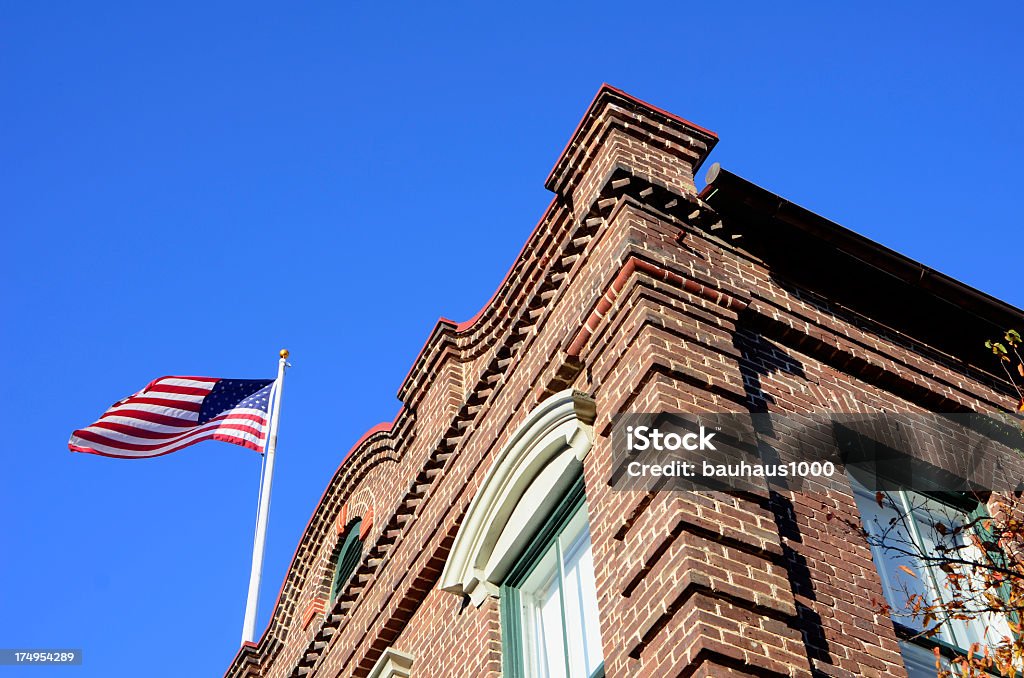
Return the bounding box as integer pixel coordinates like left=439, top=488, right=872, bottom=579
left=241, top=349, right=290, bottom=645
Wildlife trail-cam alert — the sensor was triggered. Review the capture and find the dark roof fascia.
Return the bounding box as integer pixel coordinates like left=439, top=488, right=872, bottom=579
left=701, top=164, right=1023, bottom=333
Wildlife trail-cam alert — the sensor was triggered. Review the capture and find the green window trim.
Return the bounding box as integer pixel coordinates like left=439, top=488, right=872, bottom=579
left=503, top=477, right=587, bottom=588
left=500, top=476, right=605, bottom=678
left=500, top=585, right=525, bottom=677
left=330, top=518, right=363, bottom=603
left=964, top=500, right=1019, bottom=629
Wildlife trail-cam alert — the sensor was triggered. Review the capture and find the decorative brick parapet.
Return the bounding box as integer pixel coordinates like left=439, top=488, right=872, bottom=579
left=546, top=84, right=717, bottom=212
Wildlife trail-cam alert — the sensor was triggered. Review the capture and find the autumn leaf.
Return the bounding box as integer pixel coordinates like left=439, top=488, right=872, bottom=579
left=876, top=491, right=885, bottom=508
left=870, top=596, right=892, bottom=616
left=897, top=565, right=918, bottom=578
left=987, top=340, right=1009, bottom=356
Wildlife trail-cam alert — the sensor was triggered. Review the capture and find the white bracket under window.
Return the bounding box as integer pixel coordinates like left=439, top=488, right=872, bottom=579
left=367, top=647, right=414, bottom=678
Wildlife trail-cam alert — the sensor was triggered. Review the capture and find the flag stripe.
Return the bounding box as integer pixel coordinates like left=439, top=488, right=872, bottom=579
left=154, top=377, right=221, bottom=386
left=99, top=408, right=197, bottom=428
left=91, top=409, right=268, bottom=437
left=134, top=389, right=209, bottom=404
left=72, top=419, right=267, bottom=452
left=80, top=409, right=268, bottom=442
left=116, top=396, right=204, bottom=413
left=108, top=399, right=202, bottom=417
left=145, top=384, right=215, bottom=397
left=88, top=421, right=192, bottom=440
left=93, top=413, right=204, bottom=434
left=70, top=433, right=263, bottom=459
left=86, top=411, right=268, bottom=442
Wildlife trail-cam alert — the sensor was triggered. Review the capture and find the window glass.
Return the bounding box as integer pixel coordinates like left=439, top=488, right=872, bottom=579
left=851, top=480, right=942, bottom=637
left=520, top=545, right=565, bottom=678
left=560, top=512, right=602, bottom=678
left=899, top=641, right=945, bottom=678
left=503, top=483, right=603, bottom=678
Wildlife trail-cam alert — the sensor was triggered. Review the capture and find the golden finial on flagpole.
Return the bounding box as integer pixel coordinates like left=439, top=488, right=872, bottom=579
left=279, top=349, right=289, bottom=360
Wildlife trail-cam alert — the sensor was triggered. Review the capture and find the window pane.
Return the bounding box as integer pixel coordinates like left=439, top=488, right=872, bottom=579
left=908, top=496, right=976, bottom=648
left=520, top=544, right=565, bottom=678
left=560, top=509, right=603, bottom=678
left=851, top=477, right=1013, bottom=658
left=850, top=481, right=941, bottom=638
left=899, top=641, right=945, bottom=678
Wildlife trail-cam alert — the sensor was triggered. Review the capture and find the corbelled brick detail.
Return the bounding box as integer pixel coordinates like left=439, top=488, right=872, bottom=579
left=546, top=84, right=717, bottom=217
left=300, top=598, right=326, bottom=631
left=335, top=504, right=348, bottom=536
left=224, top=86, right=1021, bottom=678
left=358, top=507, right=373, bottom=541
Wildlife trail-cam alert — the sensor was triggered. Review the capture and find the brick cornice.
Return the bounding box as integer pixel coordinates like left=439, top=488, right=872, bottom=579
left=567, top=253, right=749, bottom=357
left=222, top=85, right=1024, bottom=678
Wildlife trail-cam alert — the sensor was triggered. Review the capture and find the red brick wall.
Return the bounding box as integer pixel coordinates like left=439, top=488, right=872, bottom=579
left=225, top=86, right=1017, bottom=678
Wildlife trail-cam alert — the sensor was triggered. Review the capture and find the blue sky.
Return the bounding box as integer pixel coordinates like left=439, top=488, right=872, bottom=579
left=2, top=3, right=1022, bottom=676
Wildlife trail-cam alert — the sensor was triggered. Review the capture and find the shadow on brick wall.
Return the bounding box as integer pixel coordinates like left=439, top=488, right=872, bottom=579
left=734, top=324, right=835, bottom=676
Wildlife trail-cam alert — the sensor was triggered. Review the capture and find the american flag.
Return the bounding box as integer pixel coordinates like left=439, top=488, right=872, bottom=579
left=69, top=376, right=275, bottom=459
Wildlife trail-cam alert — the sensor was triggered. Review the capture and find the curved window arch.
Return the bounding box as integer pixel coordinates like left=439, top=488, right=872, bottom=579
left=439, top=389, right=596, bottom=606
left=330, top=518, right=363, bottom=603
left=439, top=389, right=604, bottom=676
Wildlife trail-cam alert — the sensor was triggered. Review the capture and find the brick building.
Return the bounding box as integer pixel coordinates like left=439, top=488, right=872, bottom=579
left=225, top=86, right=1023, bottom=678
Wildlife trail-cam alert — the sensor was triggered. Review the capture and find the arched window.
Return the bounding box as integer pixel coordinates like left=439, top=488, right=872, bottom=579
left=330, top=518, right=363, bottom=603
left=439, top=389, right=603, bottom=677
